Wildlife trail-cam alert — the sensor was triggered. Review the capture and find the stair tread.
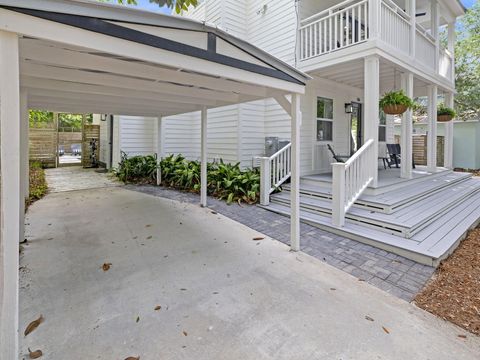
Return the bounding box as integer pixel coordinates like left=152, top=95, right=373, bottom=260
left=273, top=178, right=480, bottom=232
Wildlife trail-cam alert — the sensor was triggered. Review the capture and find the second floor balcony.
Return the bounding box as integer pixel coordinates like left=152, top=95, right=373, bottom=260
left=298, top=0, right=459, bottom=84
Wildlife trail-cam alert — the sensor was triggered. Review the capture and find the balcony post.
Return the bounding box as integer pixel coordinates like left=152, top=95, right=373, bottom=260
left=368, top=0, right=381, bottom=39
left=447, top=22, right=456, bottom=81
left=444, top=92, right=454, bottom=169
left=431, top=0, right=440, bottom=73
left=400, top=72, right=414, bottom=179
left=427, top=85, right=438, bottom=172
left=364, top=55, right=380, bottom=187
left=407, top=0, right=416, bottom=58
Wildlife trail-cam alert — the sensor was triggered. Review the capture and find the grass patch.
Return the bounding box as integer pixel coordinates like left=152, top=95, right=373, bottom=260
left=26, top=161, right=48, bottom=208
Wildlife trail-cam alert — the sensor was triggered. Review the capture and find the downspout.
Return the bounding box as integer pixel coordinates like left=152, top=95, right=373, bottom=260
left=109, top=114, right=114, bottom=169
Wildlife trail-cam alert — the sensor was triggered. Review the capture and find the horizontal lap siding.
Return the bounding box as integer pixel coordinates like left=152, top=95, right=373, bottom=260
left=240, top=100, right=265, bottom=168
left=163, top=112, right=199, bottom=160
left=119, top=116, right=156, bottom=157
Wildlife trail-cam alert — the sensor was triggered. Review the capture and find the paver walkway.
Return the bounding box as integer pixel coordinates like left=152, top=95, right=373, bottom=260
left=21, top=186, right=480, bottom=359
left=45, top=166, right=120, bottom=192
left=127, top=185, right=436, bottom=301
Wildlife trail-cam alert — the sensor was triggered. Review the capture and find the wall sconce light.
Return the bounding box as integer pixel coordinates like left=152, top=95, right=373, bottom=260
left=345, top=103, right=353, bottom=114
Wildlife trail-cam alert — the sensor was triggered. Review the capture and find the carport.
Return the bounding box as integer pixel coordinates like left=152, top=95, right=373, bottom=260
left=0, top=0, right=308, bottom=357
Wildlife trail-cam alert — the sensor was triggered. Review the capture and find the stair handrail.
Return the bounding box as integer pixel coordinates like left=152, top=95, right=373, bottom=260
left=258, top=143, right=292, bottom=206
left=332, top=138, right=375, bottom=227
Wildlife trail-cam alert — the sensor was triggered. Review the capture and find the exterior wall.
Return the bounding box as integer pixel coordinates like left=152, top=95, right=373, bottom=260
left=394, top=120, right=480, bottom=170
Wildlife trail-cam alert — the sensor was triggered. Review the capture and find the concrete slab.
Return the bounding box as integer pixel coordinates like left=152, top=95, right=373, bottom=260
left=45, top=166, right=120, bottom=192
left=20, top=187, right=480, bottom=359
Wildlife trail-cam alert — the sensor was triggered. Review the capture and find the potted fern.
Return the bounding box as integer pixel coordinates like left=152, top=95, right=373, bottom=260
left=379, top=90, right=414, bottom=115
left=437, top=104, right=456, bottom=122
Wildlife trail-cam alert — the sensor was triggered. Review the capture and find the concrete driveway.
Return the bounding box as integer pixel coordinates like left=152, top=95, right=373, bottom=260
left=20, top=187, right=480, bottom=359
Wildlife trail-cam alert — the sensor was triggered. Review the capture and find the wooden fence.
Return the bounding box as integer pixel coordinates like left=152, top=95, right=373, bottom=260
left=395, top=135, right=444, bottom=167
left=29, top=127, right=57, bottom=168
left=58, top=132, right=82, bottom=154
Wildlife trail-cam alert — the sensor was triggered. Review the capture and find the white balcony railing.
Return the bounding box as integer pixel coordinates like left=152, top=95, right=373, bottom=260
left=332, top=139, right=375, bottom=227
left=299, top=0, right=369, bottom=60
left=439, top=48, right=453, bottom=80
left=415, top=24, right=436, bottom=70
left=380, top=0, right=410, bottom=55
left=258, top=143, right=291, bottom=206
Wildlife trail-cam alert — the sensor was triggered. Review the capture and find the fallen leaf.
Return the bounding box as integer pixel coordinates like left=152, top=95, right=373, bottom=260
left=358, top=279, right=366, bottom=282
left=28, top=348, right=43, bottom=359
left=145, top=224, right=152, bottom=228
left=19, top=245, right=24, bottom=254
left=21, top=239, right=28, bottom=244
left=102, top=263, right=112, bottom=271
left=183, top=331, right=188, bottom=336
left=124, top=357, right=140, bottom=360
left=180, top=288, right=187, bottom=291
left=154, top=305, right=162, bottom=311
left=382, top=326, right=390, bottom=334
left=136, top=316, right=140, bottom=323
left=458, top=334, right=467, bottom=339
left=24, top=315, right=44, bottom=336
left=365, top=316, right=374, bottom=322
left=146, top=236, right=152, bottom=240
left=252, top=236, right=265, bottom=241
left=211, top=211, right=217, bottom=214
left=330, top=288, right=336, bottom=291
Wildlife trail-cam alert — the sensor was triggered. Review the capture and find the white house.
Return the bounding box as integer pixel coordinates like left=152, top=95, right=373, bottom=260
left=95, top=0, right=480, bottom=269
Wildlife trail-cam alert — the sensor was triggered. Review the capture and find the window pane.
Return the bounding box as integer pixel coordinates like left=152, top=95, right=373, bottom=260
left=317, top=120, right=333, bottom=141
left=317, top=97, right=333, bottom=119
left=379, top=126, right=386, bottom=142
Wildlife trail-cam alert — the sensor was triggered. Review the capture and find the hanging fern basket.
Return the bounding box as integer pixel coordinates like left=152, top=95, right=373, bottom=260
left=382, top=104, right=408, bottom=115
left=437, top=114, right=453, bottom=122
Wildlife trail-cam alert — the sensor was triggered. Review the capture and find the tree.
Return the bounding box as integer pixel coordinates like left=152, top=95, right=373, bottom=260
left=100, top=0, right=198, bottom=13
left=453, top=2, right=480, bottom=120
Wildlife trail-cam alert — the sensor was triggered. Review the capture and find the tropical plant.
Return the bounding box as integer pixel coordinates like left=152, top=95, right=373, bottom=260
left=437, top=104, right=456, bottom=118
left=113, top=152, right=159, bottom=183
left=379, top=90, right=415, bottom=109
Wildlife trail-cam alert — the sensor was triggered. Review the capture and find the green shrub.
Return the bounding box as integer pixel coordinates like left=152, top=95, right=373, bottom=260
left=114, top=154, right=261, bottom=204
left=379, top=90, right=414, bottom=109
left=27, top=161, right=48, bottom=207
left=437, top=104, right=456, bottom=118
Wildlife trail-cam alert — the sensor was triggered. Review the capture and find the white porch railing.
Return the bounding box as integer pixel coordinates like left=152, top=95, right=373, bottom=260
left=415, top=24, right=436, bottom=70
left=380, top=0, right=410, bottom=55
left=332, top=138, right=375, bottom=227
left=299, top=0, right=369, bottom=60
left=439, top=48, right=453, bottom=81
left=258, top=143, right=291, bottom=206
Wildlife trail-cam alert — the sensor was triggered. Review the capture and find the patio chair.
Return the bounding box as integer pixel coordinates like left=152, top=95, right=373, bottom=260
left=58, top=145, right=64, bottom=156
left=386, top=144, right=416, bottom=169
left=327, top=144, right=350, bottom=163
left=71, top=144, right=82, bottom=156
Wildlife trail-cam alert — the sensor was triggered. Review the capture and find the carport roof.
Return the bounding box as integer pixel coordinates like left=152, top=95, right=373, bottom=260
left=0, top=0, right=309, bottom=116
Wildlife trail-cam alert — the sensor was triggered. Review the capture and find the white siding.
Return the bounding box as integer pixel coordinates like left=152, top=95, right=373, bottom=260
left=118, top=116, right=157, bottom=157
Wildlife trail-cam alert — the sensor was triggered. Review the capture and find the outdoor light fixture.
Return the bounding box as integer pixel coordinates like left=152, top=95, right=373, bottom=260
left=345, top=103, right=353, bottom=114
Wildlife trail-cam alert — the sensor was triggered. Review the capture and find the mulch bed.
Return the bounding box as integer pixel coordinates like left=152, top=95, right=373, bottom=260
left=414, top=228, right=480, bottom=335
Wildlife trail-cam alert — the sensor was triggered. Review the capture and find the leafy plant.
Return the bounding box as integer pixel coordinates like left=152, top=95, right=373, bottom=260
left=113, top=152, right=159, bottom=183
left=437, top=104, right=456, bottom=118
left=26, top=162, right=48, bottom=207
left=379, top=90, right=415, bottom=109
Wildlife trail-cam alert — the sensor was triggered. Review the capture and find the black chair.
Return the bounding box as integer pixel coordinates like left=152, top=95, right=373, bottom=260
left=386, top=144, right=416, bottom=169
left=327, top=144, right=350, bottom=163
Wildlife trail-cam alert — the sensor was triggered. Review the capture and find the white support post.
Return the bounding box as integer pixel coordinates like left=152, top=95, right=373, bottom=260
left=332, top=163, right=346, bottom=227
left=364, top=56, right=380, bottom=187
left=20, top=89, right=29, bottom=198
left=368, top=0, right=381, bottom=39
left=400, top=72, right=414, bottom=179
left=200, top=107, right=208, bottom=207
left=259, top=157, right=271, bottom=206
left=447, top=22, right=456, bottom=81
left=155, top=116, right=163, bottom=186
left=0, top=30, right=21, bottom=360
left=444, top=92, right=454, bottom=169
left=407, top=0, right=416, bottom=58
left=431, top=0, right=440, bottom=73
left=290, top=94, right=301, bottom=252
left=427, top=85, right=438, bottom=172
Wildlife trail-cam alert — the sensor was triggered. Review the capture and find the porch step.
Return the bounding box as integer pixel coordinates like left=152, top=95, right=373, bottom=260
left=263, top=187, right=480, bottom=266
left=283, top=171, right=472, bottom=214
left=272, top=177, right=480, bottom=238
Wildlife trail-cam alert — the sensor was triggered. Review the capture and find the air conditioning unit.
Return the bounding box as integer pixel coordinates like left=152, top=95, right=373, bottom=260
left=264, top=137, right=279, bottom=157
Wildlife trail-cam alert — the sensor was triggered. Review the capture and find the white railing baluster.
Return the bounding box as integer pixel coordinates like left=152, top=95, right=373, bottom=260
left=258, top=143, right=292, bottom=206
left=332, top=139, right=375, bottom=227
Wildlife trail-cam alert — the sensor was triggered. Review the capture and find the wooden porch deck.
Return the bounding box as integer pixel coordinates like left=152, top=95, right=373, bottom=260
left=262, top=170, right=480, bottom=266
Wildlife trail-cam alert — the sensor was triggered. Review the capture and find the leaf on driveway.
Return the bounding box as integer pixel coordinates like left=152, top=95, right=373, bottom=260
left=382, top=326, right=390, bottom=334
left=28, top=348, right=43, bottom=359
left=330, top=288, right=336, bottom=291
left=102, top=263, right=112, bottom=271
left=365, top=316, right=374, bottom=322
left=136, top=316, right=140, bottom=323
left=24, top=315, right=44, bottom=336
left=458, top=334, right=467, bottom=339
left=154, top=305, right=162, bottom=311
left=183, top=331, right=188, bottom=336
left=145, top=224, right=152, bottom=228
left=252, top=236, right=265, bottom=241
left=124, top=357, right=140, bottom=360
left=146, top=236, right=152, bottom=240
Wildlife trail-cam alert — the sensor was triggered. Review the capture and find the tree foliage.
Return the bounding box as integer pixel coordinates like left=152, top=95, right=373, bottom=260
left=454, top=2, right=480, bottom=120
left=100, top=0, right=198, bottom=13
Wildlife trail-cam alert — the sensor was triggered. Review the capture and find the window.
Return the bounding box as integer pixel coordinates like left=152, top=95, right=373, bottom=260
left=316, top=97, right=333, bottom=141
left=379, top=110, right=386, bottom=142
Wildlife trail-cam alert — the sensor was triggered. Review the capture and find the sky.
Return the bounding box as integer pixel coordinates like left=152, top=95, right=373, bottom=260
left=461, top=0, right=476, bottom=8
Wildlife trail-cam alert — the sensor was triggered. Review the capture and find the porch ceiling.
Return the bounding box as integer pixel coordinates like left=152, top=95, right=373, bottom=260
left=309, top=58, right=437, bottom=97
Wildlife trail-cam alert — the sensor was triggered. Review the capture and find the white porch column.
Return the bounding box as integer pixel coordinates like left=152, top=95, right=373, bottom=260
left=444, top=92, right=454, bottom=169
left=364, top=56, right=380, bottom=187
left=447, top=22, right=456, bottom=81
left=200, top=107, right=208, bottom=207
left=155, top=116, right=163, bottom=186
left=427, top=85, right=438, bottom=172
left=431, top=0, right=440, bottom=73
left=0, top=30, right=21, bottom=360
left=20, top=89, right=29, bottom=198
left=400, top=72, right=414, bottom=179
left=407, top=0, right=416, bottom=58
left=290, top=94, right=301, bottom=252
left=368, top=0, right=381, bottom=39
